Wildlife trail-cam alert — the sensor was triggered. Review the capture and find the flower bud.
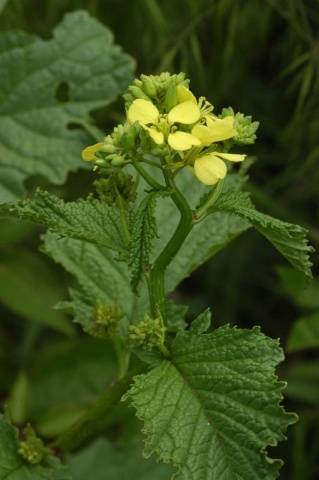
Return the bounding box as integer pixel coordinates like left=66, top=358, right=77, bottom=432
left=18, top=424, right=48, bottom=465
left=129, top=85, right=151, bottom=101
left=129, top=314, right=166, bottom=352
left=100, top=144, right=117, bottom=154
left=142, top=76, right=157, bottom=97
left=110, top=154, right=125, bottom=166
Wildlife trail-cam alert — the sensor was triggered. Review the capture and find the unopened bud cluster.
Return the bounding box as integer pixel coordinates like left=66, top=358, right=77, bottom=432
left=86, top=303, right=123, bottom=339
left=18, top=424, right=48, bottom=465
left=123, top=72, right=188, bottom=111
left=129, top=314, right=165, bottom=352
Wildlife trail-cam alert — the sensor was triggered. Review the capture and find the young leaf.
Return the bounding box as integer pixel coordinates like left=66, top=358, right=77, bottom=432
left=129, top=192, right=158, bottom=291
left=214, top=190, right=313, bottom=278
left=69, top=437, right=172, bottom=480
left=6, top=190, right=128, bottom=254
left=125, top=325, right=296, bottom=480
left=0, top=11, right=134, bottom=202
left=189, top=308, right=211, bottom=334
left=0, top=416, right=71, bottom=479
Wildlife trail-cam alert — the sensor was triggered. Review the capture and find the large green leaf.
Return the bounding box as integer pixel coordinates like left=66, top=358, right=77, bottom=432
left=0, top=11, right=134, bottom=202
left=0, top=416, right=71, bottom=479
left=125, top=325, right=296, bottom=480
left=69, top=438, right=172, bottom=480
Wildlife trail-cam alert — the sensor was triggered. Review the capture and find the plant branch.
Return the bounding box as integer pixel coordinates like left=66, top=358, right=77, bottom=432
left=149, top=170, right=193, bottom=317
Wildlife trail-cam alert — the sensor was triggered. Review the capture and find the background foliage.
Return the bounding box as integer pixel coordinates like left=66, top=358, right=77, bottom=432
left=0, top=0, right=318, bottom=478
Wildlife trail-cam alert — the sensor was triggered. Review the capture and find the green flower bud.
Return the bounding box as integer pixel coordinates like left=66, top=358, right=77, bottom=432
left=129, top=85, right=151, bottom=101
left=109, top=154, right=125, bottom=166
left=129, top=314, right=166, bottom=353
left=141, top=76, right=157, bottom=97
left=133, top=78, right=143, bottom=87
left=18, top=424, right=48, bottom=465
left=100, top=144, right=117, bottom=154
left=86, top=303, right=123, bottom=339
left=220, top=107, right=259, bottom=145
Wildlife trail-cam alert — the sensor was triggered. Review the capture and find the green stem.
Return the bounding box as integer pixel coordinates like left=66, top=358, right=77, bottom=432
left=52, top=365, right=142, bottom=453
left=113, top=337, right=130, bottom=379
left=195, top=179, right=224, bottom=219
left=149, top=170, right=193, bottom=317
left=132, top=162, right=165, bottom=190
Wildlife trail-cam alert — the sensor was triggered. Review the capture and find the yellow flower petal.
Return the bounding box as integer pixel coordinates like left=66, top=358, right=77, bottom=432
left=192, top=116, right=237, bottom=145
left=212, top=152, right=246, bottom=162
left=168, top=131, right=201, bottom=151
left=194, top=154, right=227, bottom=185
left=176, top=85, right=197, bottom=104
left=167, top=101, right=201, bottom=125
left=81, top=142, right=104, bottom=161
left=127, top=99, right=159, bottom=125
left=147, top=127, right=164, bottom=145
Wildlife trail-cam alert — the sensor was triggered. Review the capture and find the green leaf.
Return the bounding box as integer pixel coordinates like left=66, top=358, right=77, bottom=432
left=69, top=437, right=172, bottom=480
left=125, top=325, right=296, bottom=480
left=7, top=189, right=128, bottom=254
left=0, top=249, right=73, bottom=335
left=129, top=192, right=158, bottom=291
left=0, top=11, right=134, bottom=202
left=189, top=308, right=211, bottom=334
left=214, top=190, right=313, bottom=278
left=287, top=313, right=319, bottom=352
left=0, top=416, right=71, bottom=479
left=42, top=232, right=148, bottom=331
left=165, top=299, right=188, bottom=332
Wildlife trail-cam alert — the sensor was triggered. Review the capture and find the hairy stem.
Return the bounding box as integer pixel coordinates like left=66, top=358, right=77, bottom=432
left=149, top=170, right=193, bottom=317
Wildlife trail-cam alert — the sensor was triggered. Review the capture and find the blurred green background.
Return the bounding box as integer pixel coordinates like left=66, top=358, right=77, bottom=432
left=0, top=0, right=318, bottom=478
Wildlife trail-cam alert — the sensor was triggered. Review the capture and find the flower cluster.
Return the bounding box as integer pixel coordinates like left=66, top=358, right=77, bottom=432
left=82, top=73, right=258, bottom=186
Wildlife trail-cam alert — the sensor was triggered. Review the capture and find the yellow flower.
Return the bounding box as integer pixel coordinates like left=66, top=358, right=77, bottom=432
left=192, top=116, right=237, bottom=146
left=82, top=142, right=104, bottom=161
left=126, top=98, right=201, bottom=150
left=194, top=152, right=246, bottom=185
left=176, top=85, right=197, bottom=104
